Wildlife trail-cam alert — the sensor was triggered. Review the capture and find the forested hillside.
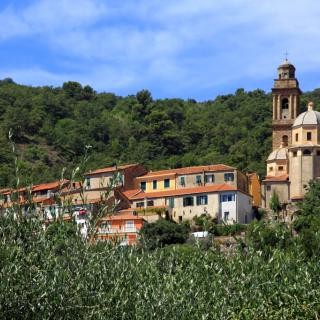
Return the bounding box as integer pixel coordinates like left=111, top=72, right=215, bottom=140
left=0, top=78, right=319, bottom=187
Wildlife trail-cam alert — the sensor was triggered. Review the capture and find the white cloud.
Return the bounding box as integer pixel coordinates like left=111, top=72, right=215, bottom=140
left=0, top=0, right=107, bottom=40
left=1, top=0, right=320, bottom=98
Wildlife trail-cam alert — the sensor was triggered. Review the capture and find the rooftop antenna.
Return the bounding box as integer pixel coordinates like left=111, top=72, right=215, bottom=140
left=284, top=49, right=289, bottom=62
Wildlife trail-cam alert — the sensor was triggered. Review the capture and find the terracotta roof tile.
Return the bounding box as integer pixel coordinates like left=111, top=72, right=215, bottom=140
left=263, top=174, right=289, bottom=182
left=0, top=188, right=12, bottom=195
left=32, top=180, right=69, bottom=192
left=129, top=184, right=237, bottom=200
left=135, top=164, right=235, bottom=179
left=122, top=189, right=141, bottom=199
left=84, top=164, right=138, bottom=176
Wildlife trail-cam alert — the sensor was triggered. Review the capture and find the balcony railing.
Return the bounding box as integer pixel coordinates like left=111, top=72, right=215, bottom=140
left=98, top=227, right=137, bottom=234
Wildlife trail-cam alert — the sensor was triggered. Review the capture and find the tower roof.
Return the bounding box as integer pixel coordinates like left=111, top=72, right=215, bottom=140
left=278, top=58, right=295, bottom=69
left=267, top=146, right=288, bottom=161
left=293, top=102, right=320, bottom=127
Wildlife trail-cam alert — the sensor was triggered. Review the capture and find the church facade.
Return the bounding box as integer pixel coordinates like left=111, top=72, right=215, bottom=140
left=262, top=60, right=320, bottom=210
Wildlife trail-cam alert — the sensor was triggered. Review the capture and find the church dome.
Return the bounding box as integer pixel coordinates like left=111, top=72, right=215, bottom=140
left=293, top=102, right=320, bottom=127
left=267, top=147, right=288, bottom=161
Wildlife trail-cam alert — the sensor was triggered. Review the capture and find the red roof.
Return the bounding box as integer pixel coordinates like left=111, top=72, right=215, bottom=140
left=84, top=164, right=138, bottom=176
left=129, top=184, right=238, bottom=200
left=135, top=164, right=235, bottom=179
left=263, top=174, right=289, bottom=182
left=0, top=188, right=12, bottom=195
left=121, top=189, right=141, bottom=199
left=32, top=180, right=69, bottom=192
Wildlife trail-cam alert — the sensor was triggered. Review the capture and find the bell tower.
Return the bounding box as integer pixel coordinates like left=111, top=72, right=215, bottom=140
left=271, top=59, right=301, bottom=150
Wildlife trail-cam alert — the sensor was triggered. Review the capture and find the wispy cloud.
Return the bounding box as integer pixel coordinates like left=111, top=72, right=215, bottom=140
left=1, top=0, right=320, bottom=99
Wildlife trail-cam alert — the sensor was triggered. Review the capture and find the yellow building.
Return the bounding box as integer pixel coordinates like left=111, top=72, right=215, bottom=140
left=247, top=173, right=261, bottom=207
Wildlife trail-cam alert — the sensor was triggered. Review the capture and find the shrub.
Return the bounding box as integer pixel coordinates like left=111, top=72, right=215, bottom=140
left=246, top=221, right=292, bottom=254
left=211, top=223, right=247, bottom=236
left=139, top=218, right=190, bottom=250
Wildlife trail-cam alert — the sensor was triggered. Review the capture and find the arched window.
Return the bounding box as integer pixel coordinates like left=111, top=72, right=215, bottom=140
left=303, top=149, right=311, bottom=156
left=281, top=98, right=289, bottom=119
left=281, top=98, right=289, bottom=109
left=282, top=135, right=288, bottom=146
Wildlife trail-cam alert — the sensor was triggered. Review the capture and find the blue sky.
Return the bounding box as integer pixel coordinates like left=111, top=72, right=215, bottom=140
left=1, top=0, right=320, bottom=101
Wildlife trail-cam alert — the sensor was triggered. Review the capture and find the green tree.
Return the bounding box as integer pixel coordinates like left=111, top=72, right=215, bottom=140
left=298, top=180, right=320, bottom=216
left=269, top=190, right=281, bottom=220
left=139, top=219, right=189, bottom=250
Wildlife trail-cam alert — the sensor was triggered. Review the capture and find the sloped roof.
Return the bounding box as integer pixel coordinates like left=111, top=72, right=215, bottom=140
left=263, top=174, right=289, bottom=182
left=84, top=164, right=138, bottom=176
left=135, top=164, right=235, bottom=179
left=129, top=184, right=238, bottom=200
left=32, top=180, right=69, bottom=192
left=121, top=189, right=141, bottom=199
left=267, top=148, right=288, bottom=161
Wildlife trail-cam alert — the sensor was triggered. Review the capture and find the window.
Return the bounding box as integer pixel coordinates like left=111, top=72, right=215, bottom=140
left=282, top=135, right=288, bottom=146
left=295, top=133, right=299, bottom=142
left=196, top=195, right=208, bottom=205
left=166, top=197, right=174, bottom=208
left=278, top=166, right=284, bottom=171
left=266, top=186, right=271, bottom=191
left=147, top=200, right=154, bottom=207
left=140, top=181, right=146, bottom=191
left=224, top=173, right=234, bottom=181
left=281, top=98, right=289, bottom=109
left=307, top=132, right=312, bottom=141
left=125, top=220, right=134, bottom=230
left=180, top=176, right=185, bottom=186
left=196, top=175, right=202, bottom=184
left=100, top=222, right=110, bottom=231
left=220, top=193, right=235, bottom=202
left=293, top=151, right=297, bottom=157
left=136, top=202, right=144, bottom=208
left=303, top=149, right=311, bottom=156
left=183, top=196, right=194, bottom=207
left=164, top=179, right=170, bottom=188
left=317, top=151, right=320, bottom=156
left=269, top=167, right=273, bottom=172
left=205, top=174, right=214, bottom=183
left=85, top=178, right=91, bottom=189
left=224, top=212, right=230, bottom=221
left=153, top=180, right=157, bottom=190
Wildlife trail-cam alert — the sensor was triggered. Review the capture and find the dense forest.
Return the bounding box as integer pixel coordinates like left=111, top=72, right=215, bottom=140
left=1, top=78, right=320, bottom=187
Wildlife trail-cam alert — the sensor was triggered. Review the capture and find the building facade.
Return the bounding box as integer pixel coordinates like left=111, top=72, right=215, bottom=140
left=127, top=165, right=253, bottom=224
left=262, top=60, right=320, bottom=210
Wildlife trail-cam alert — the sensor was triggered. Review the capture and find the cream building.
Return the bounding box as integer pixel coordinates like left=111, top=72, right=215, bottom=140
left=262, top=60, right=320, bottom=210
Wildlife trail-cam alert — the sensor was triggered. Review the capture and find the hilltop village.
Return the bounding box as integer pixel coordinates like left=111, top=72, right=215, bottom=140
left=0, top=59, right=317, bottom=245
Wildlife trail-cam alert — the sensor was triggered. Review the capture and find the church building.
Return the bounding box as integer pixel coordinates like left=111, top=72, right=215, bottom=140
left=262, top=59, right=320, bottom=210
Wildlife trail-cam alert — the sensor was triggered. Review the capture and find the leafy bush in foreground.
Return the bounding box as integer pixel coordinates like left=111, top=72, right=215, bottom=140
left=211, top=223, right=247, bottom=236
left=0, top=215, right=320, bottom=319
left=246, top=221, right=293, bottom=256
left=139, top=218, right=189, bottom=250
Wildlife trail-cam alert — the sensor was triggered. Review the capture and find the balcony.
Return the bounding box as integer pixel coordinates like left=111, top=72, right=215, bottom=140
left=98, top=227, right=137, bottom=234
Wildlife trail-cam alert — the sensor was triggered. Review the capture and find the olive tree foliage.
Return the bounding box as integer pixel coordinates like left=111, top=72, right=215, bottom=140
left=1, top=214, right=320, bottom=319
